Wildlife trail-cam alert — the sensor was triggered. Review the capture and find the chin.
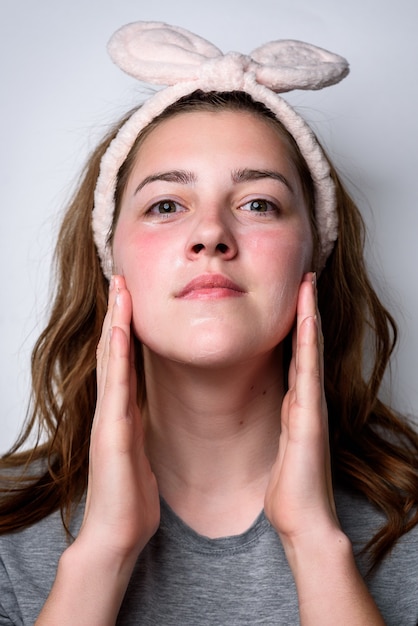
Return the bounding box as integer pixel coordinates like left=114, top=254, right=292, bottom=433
left=147, top=334, right=281, bottom=371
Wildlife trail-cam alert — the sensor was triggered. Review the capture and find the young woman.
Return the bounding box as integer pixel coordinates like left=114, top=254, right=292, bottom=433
left=1, top=22, right=417, bottom=625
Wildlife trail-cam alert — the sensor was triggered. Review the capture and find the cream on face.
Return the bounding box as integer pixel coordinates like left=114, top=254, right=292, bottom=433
left=112, top=110, right=313, bottom=367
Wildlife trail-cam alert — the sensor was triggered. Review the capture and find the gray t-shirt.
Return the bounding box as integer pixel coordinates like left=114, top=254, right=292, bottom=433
left=1, top=487, right=417, bottom=625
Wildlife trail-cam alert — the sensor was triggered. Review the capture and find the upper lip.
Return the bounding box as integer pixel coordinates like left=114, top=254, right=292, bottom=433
left=176, top=273, right=246, bottom=298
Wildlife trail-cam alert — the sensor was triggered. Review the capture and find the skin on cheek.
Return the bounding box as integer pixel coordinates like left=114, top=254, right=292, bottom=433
left=262, top=233, right=312, bottom=337
left=113, top=228, right=180, bottom=346
left=264, top=277, right=297, bottom=342
left=113, top=226, right=152, bottom=277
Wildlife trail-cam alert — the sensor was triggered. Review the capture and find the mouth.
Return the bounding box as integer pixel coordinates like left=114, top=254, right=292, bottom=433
left=177, top=273, right=246, bottom=300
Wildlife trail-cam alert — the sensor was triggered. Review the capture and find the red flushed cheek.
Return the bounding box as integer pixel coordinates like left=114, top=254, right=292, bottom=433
left=113, top=226, right=153, bottom=275
left=113, top=226, right=185, bottom=293
left=245, top=227, right=312, bottom=275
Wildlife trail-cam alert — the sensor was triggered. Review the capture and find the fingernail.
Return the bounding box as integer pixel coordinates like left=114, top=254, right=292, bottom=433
left=114, top=275, right=124, bottom=291
left=110, top=275, right=115, bottom=291
left=312, top=272, right=317, bottom=289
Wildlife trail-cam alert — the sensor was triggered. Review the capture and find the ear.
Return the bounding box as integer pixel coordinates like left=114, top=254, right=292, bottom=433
left=107, top=21, right=222, bottom=85
left=251, top=40, right=349, bottom=92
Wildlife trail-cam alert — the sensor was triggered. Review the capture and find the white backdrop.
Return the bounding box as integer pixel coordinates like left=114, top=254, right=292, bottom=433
left=1, top=0, right=417, bottom=453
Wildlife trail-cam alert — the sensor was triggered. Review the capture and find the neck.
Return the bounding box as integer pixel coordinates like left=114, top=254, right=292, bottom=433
left=142, top=348, right=285, bottom=536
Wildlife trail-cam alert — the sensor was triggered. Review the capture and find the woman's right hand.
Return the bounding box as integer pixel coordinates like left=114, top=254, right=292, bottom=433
left=79, top=274, right=160, bottom=559
left=36, top=275, right=159, bottom=625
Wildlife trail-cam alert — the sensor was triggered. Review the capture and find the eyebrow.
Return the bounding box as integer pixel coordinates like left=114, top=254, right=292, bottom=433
left=134, top=167, right=294, bottom=195
left=231, top=168, right=294, bottom=193
left=134, top=170, right=196, bottom=194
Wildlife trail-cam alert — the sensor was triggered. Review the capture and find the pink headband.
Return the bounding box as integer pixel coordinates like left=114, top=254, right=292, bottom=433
left=92, top=21, right=349, bottom=279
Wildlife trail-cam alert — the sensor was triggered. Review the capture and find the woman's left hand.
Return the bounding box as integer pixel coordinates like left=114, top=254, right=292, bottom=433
left=264, top=272, right=338, bottom=542
left=264, top=272, right=385, bottom=625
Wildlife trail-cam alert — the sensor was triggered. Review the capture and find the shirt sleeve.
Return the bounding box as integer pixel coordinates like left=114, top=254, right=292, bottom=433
left=0, top=555, right=22, bottom=626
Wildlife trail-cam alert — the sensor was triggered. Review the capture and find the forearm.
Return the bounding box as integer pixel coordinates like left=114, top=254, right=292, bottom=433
left=35, top=540, right=137, bottom=626
left=283, top=527, right=385, bottom=626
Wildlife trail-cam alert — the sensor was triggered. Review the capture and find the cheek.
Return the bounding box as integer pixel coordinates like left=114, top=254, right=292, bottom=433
left=253, top=227, right=313, bottom=330
left=250, top=223, right=313, bottom=281
left=113, top=226, right=165, bottom=283
left=112, top=226, right=183, bottom=339
left=112, top=229, right=160, bottom=342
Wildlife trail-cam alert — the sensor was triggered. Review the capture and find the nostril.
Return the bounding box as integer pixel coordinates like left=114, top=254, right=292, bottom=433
left=190, top=242, right=230, bottom=255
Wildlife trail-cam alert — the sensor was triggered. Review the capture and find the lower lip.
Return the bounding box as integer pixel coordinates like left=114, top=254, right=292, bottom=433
left=179, top=288, right=245, bottom=300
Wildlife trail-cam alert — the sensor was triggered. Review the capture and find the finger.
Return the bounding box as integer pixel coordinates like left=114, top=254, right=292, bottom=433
left=296, top=272, right=317, bottom=339
left=97, top=276, right=132, bottom=390
left=295, top=314, right=322, bottom=413
left=287, top=272, right=316, bottom=391
left=294, top=272, right=323, bottom=408
left=86, top=321, right=131, bottom=500
left=91, top=332, right=134, bottom=468
left=96, top=275, right=121, bottom=403
left=295, top=312, right=334, bottom=518
left=128, top=330, right=140, bottom=416
left=102, top=280, right=133, bottom=421
left=102, top=323, right=131, bottom=422
left=287, top=326, right=297, bottom=392
left=110, top=276, right=132, bottom=343
left=95, top=276, right=132, bottom=426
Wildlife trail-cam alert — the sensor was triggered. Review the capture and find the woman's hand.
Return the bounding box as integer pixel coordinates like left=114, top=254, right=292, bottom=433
left=36, top=275, right=159, bottom=625
left=264, top=272, right=384, bottom=625
left=79, top=274, right=160, bottom=559
left=264, top=271, right=337, bottom=541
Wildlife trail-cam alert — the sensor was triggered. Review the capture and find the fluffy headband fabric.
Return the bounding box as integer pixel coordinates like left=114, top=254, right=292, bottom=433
left=92, top=21, right=349, bottom=279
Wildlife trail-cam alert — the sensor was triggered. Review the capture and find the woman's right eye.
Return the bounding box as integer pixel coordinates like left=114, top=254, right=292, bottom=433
left=147, top=199, right=186, bottom=217
left=150, top=200, right=178, bottom=214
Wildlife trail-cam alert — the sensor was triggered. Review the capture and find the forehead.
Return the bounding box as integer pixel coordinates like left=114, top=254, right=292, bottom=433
left=131, top=109, right=298, bottom=171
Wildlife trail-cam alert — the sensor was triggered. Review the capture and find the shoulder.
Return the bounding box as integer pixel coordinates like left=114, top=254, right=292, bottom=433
left=335, top=484, right=418, bottom=558
left=335, top=486, right=418, bottom=624
left=0, top=495, right=84, bottom=565
left=0, top=499, right=85, bottom=625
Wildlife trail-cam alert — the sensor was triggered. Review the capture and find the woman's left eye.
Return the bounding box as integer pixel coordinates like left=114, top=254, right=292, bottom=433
left=240, top=199, right=277, bottom=213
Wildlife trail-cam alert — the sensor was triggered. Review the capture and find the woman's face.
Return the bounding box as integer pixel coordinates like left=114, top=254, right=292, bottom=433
left=113, top=110, right=313, bottom=368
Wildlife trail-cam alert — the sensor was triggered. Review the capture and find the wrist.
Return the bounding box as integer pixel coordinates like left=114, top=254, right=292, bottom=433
left=280, top=523, right=353, bottom=582
left=280, top=526, right=385, bottom=625
left=36, top=539, right=138, bottom=625
left=62, top=532, right=139, bottom=589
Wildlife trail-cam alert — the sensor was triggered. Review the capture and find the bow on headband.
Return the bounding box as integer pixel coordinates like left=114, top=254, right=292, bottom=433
left=108, top=22, right=349, bottom=92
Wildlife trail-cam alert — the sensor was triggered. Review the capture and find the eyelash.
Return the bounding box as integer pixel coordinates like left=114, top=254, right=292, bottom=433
left=239, top=199, right=279, bottom=214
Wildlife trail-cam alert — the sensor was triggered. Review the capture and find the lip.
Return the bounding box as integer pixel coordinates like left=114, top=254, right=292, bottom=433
left=176, top=273, right=246, bottom=300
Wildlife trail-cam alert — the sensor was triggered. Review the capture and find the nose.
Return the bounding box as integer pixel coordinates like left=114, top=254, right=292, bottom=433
left=185, top=209, right=238, bottom=260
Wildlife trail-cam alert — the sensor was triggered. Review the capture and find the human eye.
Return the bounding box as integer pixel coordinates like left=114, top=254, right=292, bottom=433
left=146, top=199, right=186, bottom=218
left=239, top=198, right=279, bottom=214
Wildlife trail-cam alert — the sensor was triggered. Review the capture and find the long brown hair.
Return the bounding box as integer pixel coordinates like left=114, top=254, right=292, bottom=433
left=1, top=91, right=417, bottom=570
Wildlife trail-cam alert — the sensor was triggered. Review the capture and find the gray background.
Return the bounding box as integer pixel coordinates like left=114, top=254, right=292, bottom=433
left=1, top=0, right=417, bottom=452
